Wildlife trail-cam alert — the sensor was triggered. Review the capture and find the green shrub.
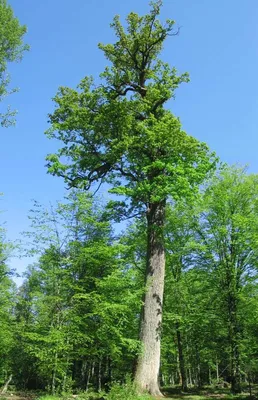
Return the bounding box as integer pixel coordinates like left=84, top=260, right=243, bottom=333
left=77, top=391, right=106, bottom=400
left=105, top=379, right=154, bottom=400
left=36, top=396, right=61, bottom=400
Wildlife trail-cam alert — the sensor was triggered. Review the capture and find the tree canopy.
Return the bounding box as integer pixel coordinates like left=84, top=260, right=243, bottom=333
left=0, top=0, right=29, bottom=126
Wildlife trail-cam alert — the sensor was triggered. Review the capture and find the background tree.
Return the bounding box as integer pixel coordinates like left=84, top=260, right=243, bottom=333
left=195, top=167, right=258, bottom=393
left=0, top=0, right=29, bottom=127
left=0, top=218, right=15, bottom=390
left=13, top=191, right=141, bottom=393
left=3, top=168, right=258, bottom=395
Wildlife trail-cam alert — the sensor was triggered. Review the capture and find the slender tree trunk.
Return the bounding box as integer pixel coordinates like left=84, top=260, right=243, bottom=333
left=188, top=369, right=192, bottom=387
left=227, top=285, right=241, bottom=393
left=62, top=355, right=70, bottom=393
left=81, top=359, right=87, bottom=389
left=230, top=323, right=241, bottom=394
left=97, top=359, right=102, bottom=392
left=196, top=347, right=201, bottom=389
left=107, top=357, right=112, bottom=387
left=216, top=358, right=219, bottom=382
left=1, top=374, right=12, bottom=394
left=208, top=366, right=212, bottom=385
left=177, top=355, right=182, bottom=387
left=135, top=201, right=166, bottom=397
left=176, top=322, right=187, bottom=392
left=51, top=352, right=58, bottom=395
left=248, top=372, right=252, bottom=398
left=85, top=362, right=94, bottom=392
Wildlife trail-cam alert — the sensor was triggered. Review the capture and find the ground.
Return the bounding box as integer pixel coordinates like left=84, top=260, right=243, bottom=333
left=0, top=386, right=257, bottom=400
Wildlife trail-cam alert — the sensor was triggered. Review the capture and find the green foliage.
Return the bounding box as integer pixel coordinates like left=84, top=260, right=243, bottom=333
left=45, top=5, right=216, bottom=393
left=12, top=190, right=142, bottom=392
left=46, top=1, right=216, bottom=215
left=161, top=166, right=258, bottom=392
left=0, top=211, right=15, bottom=386
left=105, top=378, right=154, bottom=400
left=2, top=1, right=258, bottom=396
left=3, top=167, right=258, bottom=394
left=0, top=0, right=29, bottom=126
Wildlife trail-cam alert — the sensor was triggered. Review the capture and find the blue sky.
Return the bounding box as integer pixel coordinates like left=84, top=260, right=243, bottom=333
left=2, top=0, right=258, bottom=281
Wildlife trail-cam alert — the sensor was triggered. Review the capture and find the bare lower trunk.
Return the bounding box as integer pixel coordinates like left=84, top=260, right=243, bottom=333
left=134, top=201, right=166, bottom=397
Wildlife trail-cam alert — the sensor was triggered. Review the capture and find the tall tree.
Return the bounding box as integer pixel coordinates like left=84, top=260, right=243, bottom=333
left=164, top=203, right=199, bottom=391
left=0, top=215, right=15, bottom=389
left=0, top=0, right=29, bottom=127
left=14, top=191, right=141, bottom=393
left=45, top=1, right=216, bottom=395
left=196, top=167, right=258, bottom=393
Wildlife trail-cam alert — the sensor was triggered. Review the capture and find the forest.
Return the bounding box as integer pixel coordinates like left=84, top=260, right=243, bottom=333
left=1, top=1, right=258, bottom=400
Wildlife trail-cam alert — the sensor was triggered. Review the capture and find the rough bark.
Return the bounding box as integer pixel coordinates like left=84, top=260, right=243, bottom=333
left=176, top=322, right=187, bottom=392
left=134, top=201, right=166, bottom=397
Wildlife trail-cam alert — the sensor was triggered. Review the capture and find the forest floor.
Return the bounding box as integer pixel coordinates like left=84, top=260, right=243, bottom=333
left=0, top=387, right=257, bottom=400
left=162, top=386, right=257, bottom=400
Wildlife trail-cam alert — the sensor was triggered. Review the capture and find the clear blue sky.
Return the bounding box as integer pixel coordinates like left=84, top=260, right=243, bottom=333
left=1, top=0, right=258, bottom=281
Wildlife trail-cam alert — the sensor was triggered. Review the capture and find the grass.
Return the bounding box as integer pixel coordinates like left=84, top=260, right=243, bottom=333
left=1, top=384, right=257, bottom=400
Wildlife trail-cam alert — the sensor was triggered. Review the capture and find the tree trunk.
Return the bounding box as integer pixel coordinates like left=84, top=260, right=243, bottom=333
left=62, top=355, right=70, bottom=392
left=208, top=366, right=212, bottom=385
left=248, top=372, right=252, bottom=398
left=216, top=358, right=219, bottom=382
left=51, top=352, right=58, bottom=395
left=227, top=285, right=241, bottom=393
left=1, top=374, right=12, bottom=394
left=188, top=369, right=192, bottom=387
left=85, top=361, right=94, bottom=392
left=81, top=359, right=87, bottom=389
left=134, top=201, right=166, bottom=397
left=195, top=347, right=201, bottom=389
left=97, top=360, right=102, bottom=392
left=107, top=357, right=112, bottom=387
left=230, top=326, right=241, bottom=394
left=176, top=322, right=187, bottom=392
